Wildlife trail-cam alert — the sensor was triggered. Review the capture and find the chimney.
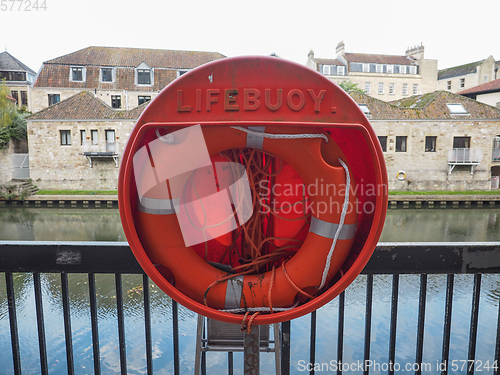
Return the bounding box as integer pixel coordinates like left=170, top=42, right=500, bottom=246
left=405, top=43, right=425, bottom=61
left=336, top=41, right=345, bottom=57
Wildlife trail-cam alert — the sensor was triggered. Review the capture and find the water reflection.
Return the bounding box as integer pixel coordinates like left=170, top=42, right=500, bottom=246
left=1, top=206, right=500, bottom=242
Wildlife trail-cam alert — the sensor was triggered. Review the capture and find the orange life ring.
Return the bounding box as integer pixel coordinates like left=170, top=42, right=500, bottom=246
left=133, top=125, right=358, bottom=311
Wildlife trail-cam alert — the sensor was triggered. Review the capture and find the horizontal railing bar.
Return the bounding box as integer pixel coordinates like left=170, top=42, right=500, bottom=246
left=1, top=241, right=500, bottom=274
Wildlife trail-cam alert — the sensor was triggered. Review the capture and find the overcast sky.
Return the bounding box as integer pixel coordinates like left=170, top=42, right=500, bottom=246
left=2, top=0, right=499, bottom=74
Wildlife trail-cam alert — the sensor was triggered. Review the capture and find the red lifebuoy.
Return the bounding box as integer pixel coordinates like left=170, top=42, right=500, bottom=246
left=133, top=125, right=357, bottom=311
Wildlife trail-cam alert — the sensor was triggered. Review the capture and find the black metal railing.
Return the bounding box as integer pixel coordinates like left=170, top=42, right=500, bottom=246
left=1, top=241, right=500, bottom=375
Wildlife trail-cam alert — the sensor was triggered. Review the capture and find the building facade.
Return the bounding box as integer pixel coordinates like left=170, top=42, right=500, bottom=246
left=0, top=51, right=36, bottom=111
left=438, top=56, right=499, bottom=93
left=307, top=42, right=438, bottom=101
left=30, top=46, right=226, bottom=113
left=27, top=92, right=145, bottom=190
left=458, top=78, right=500, bottom=108
left=350, top=90, right=500, bottom=190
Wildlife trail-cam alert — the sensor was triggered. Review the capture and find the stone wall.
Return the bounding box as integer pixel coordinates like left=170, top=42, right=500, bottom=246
left=373, top=119, right=500, bottom=190
left=0, top=140, right=12, bottom=184
left=27, top=119, right=135, bottom=190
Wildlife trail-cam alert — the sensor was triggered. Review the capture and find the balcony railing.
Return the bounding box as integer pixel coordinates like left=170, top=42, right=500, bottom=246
left=1, top=241, right=499, bottom=375
left=493, top=148, right=500, bottom=162
left=448, top=148, right=482, bottom=174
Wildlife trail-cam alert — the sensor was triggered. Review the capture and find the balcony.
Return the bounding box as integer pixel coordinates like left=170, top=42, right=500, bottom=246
left=1, top=241, right=499, bottom=374
left=448, top=148, right=481, bottom=174
left=82, top=142, right=119, bottom=167
left=493, top=148, right=500, bottom=163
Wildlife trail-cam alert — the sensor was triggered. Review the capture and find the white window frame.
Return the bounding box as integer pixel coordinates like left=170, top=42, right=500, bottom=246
left=100, top=67, right=115, bottom=83
left=400, top=65, right=407, bottom=74
left=177, top=69, right=190, bottom=78
left=412, top=84, right=419, bottom=95
left=358, top=104, right=370, bottom=115
left=402, top=83, right=408, bottom=96
left=69, top=66, right=86, bottom=82
left=375, top=64, right=383, bottom=73
left=362, top=63, right=370, bottom=73
left=337, top=66, right=345, bottom=76
left=409, top=66, right=417, bottom=74
left=447, top=81, right=452, bottom=90
left=378, top=82, right=384, bottom=95
left=446, top=103, right=469, bottom=115
left=460, top=78, right=465, bottom=88
left=322, top=65, right=331, bottom=75
left=387, top=65, right=394, bottom=74
left=389, top=83, right=395, bottom=95
left=364, top=82, right=371, bottom=94
left=91, top=129, right=99, bottom=145
left=60, top=130, right=71, bottom=146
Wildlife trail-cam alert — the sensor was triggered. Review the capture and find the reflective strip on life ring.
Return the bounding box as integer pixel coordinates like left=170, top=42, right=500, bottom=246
left=134, top=125, right=358, bottom=310
left=396, top=171, right=406, bottom=181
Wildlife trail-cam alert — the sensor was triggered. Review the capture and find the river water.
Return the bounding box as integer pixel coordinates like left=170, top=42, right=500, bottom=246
left=0, top=206, right=499, bottom=374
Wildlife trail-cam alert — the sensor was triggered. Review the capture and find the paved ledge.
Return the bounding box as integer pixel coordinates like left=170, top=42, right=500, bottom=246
left=388, top=194, right=500, bottom=202
left=25, top=195, right=118, bottom=201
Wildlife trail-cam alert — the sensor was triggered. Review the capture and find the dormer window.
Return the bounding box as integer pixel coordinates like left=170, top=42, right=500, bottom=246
left=358, top=104, right=370, bottom=115
left=446, top=103, right=469, bottom=115
left=337, top=66, right=345, bottom=76
left=136, top=62, right=153, bottom=85
left=101, top=67, right=114, bottom=83
left=409, top=66, right=417, bottom=74
left=70, top=66, right=85, bottom=82
left=322, top=65, right=331, bottom=75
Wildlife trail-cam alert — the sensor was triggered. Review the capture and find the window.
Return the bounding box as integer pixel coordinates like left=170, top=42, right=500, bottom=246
left=48, top=94, right=60, bottom=106
left=395, top=136, right=407, bottom=152
left=378, top=82, right=384, bottom=95
left=101, top=68, right=113, bottom=82
left=460, top=78, right=465, bottom=88
left=402, top=83, right=408, bottom=96
left=453, top=136, right=470, bottom=149
left=60, top=130, right=71, bottom=146
left=177, top=69, right=189, bottom=78
left=111, top=95, right=121, bottom=109
left=399, top=65, right=407, bottom=74
left=137, top=69, right=152, bottom=85
left=11, top=91, right=18, bottom=103
left=387, top=65, right=394, bottom=73
left=447, top=81, right=452, bottom=90
left=378, top=136, right=387, bottom=152
left=484, top=75, right=489, bottom=83
left=362, top=63, right=370, bottom=73
left=337, top=66, right=345, bottom=76
left=364, top=82, right=371, bottom=94
left=70, top=66, right=84, bottom=82
left=322, top=65, right=331, bottom=75
left=376, top=64, right=383, bottom=73
left=20, top=91, right=27, bottom=106
left=358, top=104, right=370, bottom=115
left=412, top=84, right=419, bottom=95
left=409, top=66, right=417, bottom=74
left=80, top=129, right=86, bottom=145
left=425, top=136, right=436, bottom=152
left=389, top=83, right=395, bottom=95
left=105, top=130, right=116, bottom=153
left=91, top=130, right=98, bottom=145
left=446, top=103, right=469, bottom=115
left=138, top=96, right=151, bottom=105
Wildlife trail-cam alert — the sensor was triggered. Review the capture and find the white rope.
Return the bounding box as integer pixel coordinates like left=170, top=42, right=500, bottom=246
left=318, top=158, right=350, bottom=290
left=231, top=126, right=329, bottom=143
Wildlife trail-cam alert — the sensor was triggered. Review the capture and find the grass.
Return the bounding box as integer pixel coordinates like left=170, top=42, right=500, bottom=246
left=389, top=190, right=500, bottom=195
left=36, top=190, right=117, bottom=195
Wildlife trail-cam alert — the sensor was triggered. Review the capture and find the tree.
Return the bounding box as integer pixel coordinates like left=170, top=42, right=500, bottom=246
left=0, top=80, right=28, bottom=149
left=339, top=81, right=364, bottom=93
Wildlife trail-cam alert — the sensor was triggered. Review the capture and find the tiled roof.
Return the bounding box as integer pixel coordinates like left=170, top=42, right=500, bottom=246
left=0, top=51, right=35, bottom=73
left=438, top=60, right=484, bottom=80
left=28, top=91, right=145, bottom=120
left=458, top=78, right=500, bottom=95
left=313, top=58, right=344, bottom=66
left=349, top=90, right=500, bottom=120
left=44, top=46, right=226, bottom=68
left=344, top=52, right=415, bottom=65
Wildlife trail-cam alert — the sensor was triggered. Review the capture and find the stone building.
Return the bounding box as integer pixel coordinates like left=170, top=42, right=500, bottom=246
left=0, top=51, right=36, bottom=111
left=350, top=90, right=500, bottom=190
left=458, top=78, right=500, bottom=108
left=30, top=46, right=226, bottom=113
left=307, top=42, right=438, bottom=101
left=27, top=91, right=145, bottom=190
left=438, top=56, right=499, bottom=93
